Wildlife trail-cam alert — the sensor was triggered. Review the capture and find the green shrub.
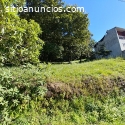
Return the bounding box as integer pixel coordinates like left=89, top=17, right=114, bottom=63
left=0, top=1, right=44, bottom=65
left=0, top=66, right=47, bottom=124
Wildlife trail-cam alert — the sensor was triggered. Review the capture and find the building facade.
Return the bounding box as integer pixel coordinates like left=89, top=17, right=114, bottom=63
left=94, top=27, right=125, bottom=58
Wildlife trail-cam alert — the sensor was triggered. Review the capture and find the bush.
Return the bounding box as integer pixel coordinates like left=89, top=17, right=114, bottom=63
left=0, top=3, right=44, bottom=65
left=0, top=66, right=47, bottom=124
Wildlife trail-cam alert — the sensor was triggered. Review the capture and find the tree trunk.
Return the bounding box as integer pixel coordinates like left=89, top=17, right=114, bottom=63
left=79, top=52, right=82, bottom=63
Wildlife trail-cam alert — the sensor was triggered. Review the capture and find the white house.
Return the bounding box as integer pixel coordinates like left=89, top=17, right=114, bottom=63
left=94, top=27, right=125, bottom=58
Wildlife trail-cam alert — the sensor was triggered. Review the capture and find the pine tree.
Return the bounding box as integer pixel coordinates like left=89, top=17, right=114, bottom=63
left=96, top=44, right=111, bottom=58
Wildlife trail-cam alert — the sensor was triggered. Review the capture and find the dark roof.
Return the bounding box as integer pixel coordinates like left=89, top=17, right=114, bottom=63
left=115, top=27, right=125, bottom=31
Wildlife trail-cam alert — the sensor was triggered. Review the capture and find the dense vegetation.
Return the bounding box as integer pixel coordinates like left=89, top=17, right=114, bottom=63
left=20, top=0, right=95, bottom=63
left=0, top=58, right=125, bottom=124
left=0, top=0, right=95, bottom=65
left=0, top=0, right=44, bottom=65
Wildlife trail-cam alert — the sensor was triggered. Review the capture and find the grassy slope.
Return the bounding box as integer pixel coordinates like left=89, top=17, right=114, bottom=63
left=1, top=58, right=125, bottom=84
left=1, top=58, right=125, bottom=125
left=48, top=58, right=125, bottom=83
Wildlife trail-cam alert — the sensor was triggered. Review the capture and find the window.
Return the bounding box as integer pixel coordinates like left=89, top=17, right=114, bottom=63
left=119, top=36, right=123, bottom=39
left=119, top=35, right=125, bottom=39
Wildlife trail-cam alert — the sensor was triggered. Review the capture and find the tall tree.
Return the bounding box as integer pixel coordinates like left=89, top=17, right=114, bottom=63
left=20, top=0, right=65, bottom=62
left=20, top=0, right=91, bottom=62
left=61, top=7, right=90, bottom=62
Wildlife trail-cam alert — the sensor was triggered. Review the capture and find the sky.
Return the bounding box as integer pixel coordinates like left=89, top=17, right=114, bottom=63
left=64, top=0, right=125, bottom=42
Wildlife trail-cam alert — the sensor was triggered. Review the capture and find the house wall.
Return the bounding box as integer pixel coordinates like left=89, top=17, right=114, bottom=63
left=118, top=39, right=125, bottom=51
left=95, top=28, right=122, bottom=58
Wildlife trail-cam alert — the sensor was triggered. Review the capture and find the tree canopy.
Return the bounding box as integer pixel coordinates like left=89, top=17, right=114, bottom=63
left=20, top=0, right=94, bottom=63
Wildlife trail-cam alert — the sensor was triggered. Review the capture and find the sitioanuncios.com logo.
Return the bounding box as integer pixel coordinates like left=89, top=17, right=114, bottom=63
left=6, top=6, right=84, bottom=13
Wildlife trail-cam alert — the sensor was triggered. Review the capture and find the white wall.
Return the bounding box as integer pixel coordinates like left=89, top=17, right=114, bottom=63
left=118, top=38, right=125, bottom=51
left=95, top=27, right=122, bottom=58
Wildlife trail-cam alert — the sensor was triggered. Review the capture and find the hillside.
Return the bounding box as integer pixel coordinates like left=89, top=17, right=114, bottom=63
left=1, top=58, right=125, bottom=125
left=44, top=58, right=125, bottom=99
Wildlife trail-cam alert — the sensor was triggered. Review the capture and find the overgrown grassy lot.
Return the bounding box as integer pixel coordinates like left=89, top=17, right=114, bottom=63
left=48, top=58, right=125, bottom=83
left=1, top=58, right=125, bottom=125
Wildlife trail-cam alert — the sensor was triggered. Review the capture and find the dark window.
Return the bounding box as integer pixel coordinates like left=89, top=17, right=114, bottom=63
left=119, top=36, right=125, bottom=39
left=119, top=36, right=123, bottom=39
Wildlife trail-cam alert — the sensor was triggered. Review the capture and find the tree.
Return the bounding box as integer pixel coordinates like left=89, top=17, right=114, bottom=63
left=78, top=37, right=96, bottom=63
left=20, top=0, right=91, bottom=63
left=0, top=0, right=44, bottom=65
left=61, top=7, right=91, bottom=63
left=96, top=44, right=111, bottom=58
left=20, top=0, right=64, bottom=62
